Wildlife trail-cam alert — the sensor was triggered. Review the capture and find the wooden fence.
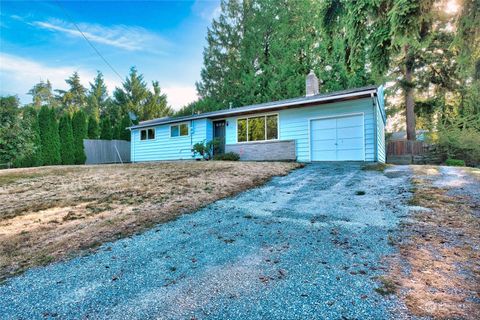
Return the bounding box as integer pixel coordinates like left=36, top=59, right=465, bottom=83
left=83, top=139, right=130, bottom=164
left=387, top=140, right=428, bottom=156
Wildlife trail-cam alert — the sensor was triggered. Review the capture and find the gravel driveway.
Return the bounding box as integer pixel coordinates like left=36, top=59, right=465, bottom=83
left=0, top=163, right=413, bottom=319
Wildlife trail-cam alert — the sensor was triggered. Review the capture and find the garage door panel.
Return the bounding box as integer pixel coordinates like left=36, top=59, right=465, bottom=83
left=337, top=126, right=363, bottom=139
left=337, top=137, right=364, bottom=149
left=310, top=114, right=365, bottom=161
left=311, top=139, right=336, bottom=151
left=311, top=150, right=336, bottom=161
left=337, top=149, right=364, bottom=160
left=337, top=115, right=363, bottom=128
left=311, top=128, right=336, bottom=140
left=311, top=118, right=336, bottom=130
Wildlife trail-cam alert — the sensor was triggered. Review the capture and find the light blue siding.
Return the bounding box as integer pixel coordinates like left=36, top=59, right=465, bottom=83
left=224, top=98, right=376, bottom=162
left=131, top=119, right=208, bottom=162
left=131, top=90, right=385, bottom=163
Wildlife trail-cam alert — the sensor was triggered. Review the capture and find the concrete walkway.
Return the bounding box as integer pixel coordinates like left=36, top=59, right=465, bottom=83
left=0, top=163, right=413, bottom=319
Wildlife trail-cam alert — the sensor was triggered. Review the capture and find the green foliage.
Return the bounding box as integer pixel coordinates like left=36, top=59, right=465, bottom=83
left=213, top=152, right=240, bottom=161
left=115, top=114, right=131, bottom=141
left=191, top=139, right=219, bottom=160
left=445, top=159, right=466, bottom=167
left=113, top=67, right=172, bottom=122
left=434, top=124, right=480, bottom=167
left=100, top=117, right=113, bottom=140
left=16, top=107, right=43, bottom=167
left=87, top=115, right=100, bottom=139
left=87, top=71, right=108, bottom=119
left=71, top=110, right=87, bottom=164
left=28, top=80, right=58, bottom=109
left=58, top=114, right=75, bottom=165
left=0, top=96, right=38, bottom=166
left=38, top=106, right=61, bottom=165
left=192, top=141, right=207, bottom=159
left=57, top=72, right=87, bottom=113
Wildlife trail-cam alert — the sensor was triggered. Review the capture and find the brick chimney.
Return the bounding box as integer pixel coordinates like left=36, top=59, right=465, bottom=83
left=306, top=70, right=319, bottom=96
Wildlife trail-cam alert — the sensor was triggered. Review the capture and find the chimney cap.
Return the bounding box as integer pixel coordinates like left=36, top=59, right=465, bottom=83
left=306, top=70, right=319, bottom=96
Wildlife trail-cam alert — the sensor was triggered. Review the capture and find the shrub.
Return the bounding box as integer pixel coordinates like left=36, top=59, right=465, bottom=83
left=445, top=158, right=465, bottom=167
left=192, top=141, right=207, bottom=159
left=192, top=139, right=220, bottom=160
left=432, top=117, right=480, bottom=167
left=213, top=152, right=240, bottom=161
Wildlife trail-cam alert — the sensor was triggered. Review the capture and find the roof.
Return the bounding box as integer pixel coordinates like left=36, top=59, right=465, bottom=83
left=129, top=85, right=379, bottom=130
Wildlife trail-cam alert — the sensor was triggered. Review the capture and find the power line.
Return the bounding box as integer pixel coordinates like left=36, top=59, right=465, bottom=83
left=53, top=0, right=124, bottom=82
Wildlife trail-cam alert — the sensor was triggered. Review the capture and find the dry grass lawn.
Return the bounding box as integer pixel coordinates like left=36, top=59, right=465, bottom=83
left=0, top=161, right=301, bottom=282
left=384, top=166, right=480, bottom=320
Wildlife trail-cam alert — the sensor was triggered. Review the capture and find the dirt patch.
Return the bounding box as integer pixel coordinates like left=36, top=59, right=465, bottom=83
left=0, top=161, right=301, bottom=282
left=385, top=166, right=480, bottom=319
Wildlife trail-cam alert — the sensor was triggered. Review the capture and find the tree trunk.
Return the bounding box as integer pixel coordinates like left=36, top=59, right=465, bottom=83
left=404, top=45, right=416, bottom=141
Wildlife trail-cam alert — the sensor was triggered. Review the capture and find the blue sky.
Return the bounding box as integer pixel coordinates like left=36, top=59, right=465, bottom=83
left=0, top=0, right=221, bottom=110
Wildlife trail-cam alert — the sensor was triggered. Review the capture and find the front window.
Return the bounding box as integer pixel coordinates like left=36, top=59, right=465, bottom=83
left=171, top=123, right=189, bottom=137
left=237, top=114, right=278, bottom=142
left=140, top=128, right=155, bottom=140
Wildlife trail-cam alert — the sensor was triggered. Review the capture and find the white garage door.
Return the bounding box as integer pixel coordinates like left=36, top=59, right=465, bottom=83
left=310, top=114, right=365, bottom=161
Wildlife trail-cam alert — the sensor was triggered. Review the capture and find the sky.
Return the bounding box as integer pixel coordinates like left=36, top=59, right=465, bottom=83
left=0, top=0, right=221, bottom=110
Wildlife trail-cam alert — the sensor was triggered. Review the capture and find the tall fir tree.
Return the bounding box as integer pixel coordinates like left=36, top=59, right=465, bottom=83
left=18, top=107, right=43, bottom=167
left=113, top=67, right=149, bottom=120
left=58, top=114, right=75, bottom=165
left=87, top=115, right=100, bottom=139
left=115, top=113, right=132, bottom=141
left=57, top=72, right=87, bottom=114
left=28, top=80, right=58, bottom=109
left=71, top=110, right=87, bottom=164
left=38, top=106, right=61, bottom=165
left=87, top=71, right=108, bottom=119
left=100, top=117, right=113, bottom=140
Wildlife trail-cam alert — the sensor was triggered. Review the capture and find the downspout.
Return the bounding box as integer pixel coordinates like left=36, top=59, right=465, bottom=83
left=129, top=128, right=134, bottom=163
left=190, top=120, right=194, bottom=159
left=371, top=93, right=378, bottom=162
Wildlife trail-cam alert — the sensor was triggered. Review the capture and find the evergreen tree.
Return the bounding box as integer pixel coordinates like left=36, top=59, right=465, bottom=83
left=28, top=80, right=58, bottom=109
left=87, top=115, right=100, bottom=139
left=113, top=67, right=149, bottom=120
left=100, top=117, right=113, bottom=140
left=143, top=81, right=172, bottom=119
left=59, top=114, right=76, bottom=165
left=115, top=113, right=132, bottom=141
left=0, top=97, right=38, bottom=167
left=17, top=107, right=43, bottom=167
left=38, top=105, right=61, bottom=165
left=57, top=72, right=87, bottom=113
left=87, top=71, right=108, bottom=119
left=72, top=110, right=87, bottom=164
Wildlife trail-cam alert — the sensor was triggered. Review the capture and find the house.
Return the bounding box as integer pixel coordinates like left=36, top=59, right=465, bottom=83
left=129, top=72, right=386, bottom=163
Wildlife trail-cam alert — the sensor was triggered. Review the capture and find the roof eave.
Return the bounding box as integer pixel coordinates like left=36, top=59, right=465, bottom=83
left=128, top=87, right=377, bottom=130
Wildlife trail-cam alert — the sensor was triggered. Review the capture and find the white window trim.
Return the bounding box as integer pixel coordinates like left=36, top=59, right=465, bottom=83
left=235, top=113, right=279, bottom=144
left=170, top=122, right=190, bottom=138
left=139, top=128, right=156, bottom=141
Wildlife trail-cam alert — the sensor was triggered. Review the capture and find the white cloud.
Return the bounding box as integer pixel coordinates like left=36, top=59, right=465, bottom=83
left=0, top=53, right=196, bottom=110
left=0, top=53, right=120, bottom=103
left=163, top=85, right=198, bottom=110
left=32, top=18, right=171, bottom=53
left=192, top=0, right=221, bottom=21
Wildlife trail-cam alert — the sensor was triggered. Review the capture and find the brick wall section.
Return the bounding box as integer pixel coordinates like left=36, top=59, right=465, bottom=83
left=225, top=140, right=296, bottom=161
